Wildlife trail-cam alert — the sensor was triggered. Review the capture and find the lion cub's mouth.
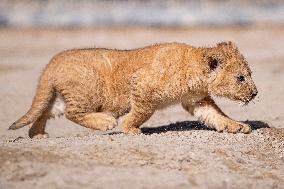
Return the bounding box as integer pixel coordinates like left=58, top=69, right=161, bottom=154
left=236, top=95, right=256, bottom=106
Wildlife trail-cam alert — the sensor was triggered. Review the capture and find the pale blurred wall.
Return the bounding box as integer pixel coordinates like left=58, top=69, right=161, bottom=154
left=0, top=0, right=284, bottom=27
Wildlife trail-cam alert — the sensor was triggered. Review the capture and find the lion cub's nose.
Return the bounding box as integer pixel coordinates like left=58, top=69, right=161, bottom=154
left=251, top=91, right=258, bottom=99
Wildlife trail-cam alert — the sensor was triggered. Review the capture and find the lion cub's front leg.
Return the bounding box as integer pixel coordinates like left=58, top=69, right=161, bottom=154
left=182, top=96, right=251, bottom=133
left=122, top=102, right=155, bottom=135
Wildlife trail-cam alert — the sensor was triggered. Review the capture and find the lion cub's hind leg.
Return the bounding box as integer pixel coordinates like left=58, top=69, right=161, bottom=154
left=28, top=107, right=51, bottom=139
left=62, top=87, right=118, bottom=131
left=76, top=112, right=118, bottom=131
left=65, top=109, right=117, bottom=131
left=29, top=93, right=66, bottom=139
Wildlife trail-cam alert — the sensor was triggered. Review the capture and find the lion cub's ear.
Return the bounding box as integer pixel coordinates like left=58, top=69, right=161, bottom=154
left=217, top=41, right=237, bottom=50
left=208, top=57, right=220, bottom=71
left=206, top=55, right=223, bottom=83
left=208, top=56, right=222, bottom=72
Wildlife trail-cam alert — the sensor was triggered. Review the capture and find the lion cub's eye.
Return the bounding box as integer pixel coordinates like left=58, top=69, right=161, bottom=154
left=237, top=75, right=245, bottom=82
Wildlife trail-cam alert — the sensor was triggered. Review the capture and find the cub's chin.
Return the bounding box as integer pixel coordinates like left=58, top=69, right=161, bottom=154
left=233, top=97, right=251, bottom=106
left=211, top=94, right=250, bottom=106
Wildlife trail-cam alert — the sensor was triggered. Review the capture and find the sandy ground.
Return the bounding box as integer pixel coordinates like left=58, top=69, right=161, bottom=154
left=0, top=27, right=283, bottom=189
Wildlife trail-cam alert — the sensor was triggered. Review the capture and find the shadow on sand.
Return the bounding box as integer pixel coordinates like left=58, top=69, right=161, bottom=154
left=140, top=120, right=270, bottom=135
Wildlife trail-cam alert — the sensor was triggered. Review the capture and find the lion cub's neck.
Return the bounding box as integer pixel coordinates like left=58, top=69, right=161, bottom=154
left=181, top=46, right=213, bottom=95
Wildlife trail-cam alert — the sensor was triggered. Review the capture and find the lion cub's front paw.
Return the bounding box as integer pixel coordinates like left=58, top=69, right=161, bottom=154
left=237, top=123, right=252, bottom=134
left=123, top=127, right=141, bottom=135
left=216, top=121, right=252, bottom=134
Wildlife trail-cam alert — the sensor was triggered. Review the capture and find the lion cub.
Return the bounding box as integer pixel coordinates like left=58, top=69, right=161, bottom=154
left=9, top=42, right=257, bottom=138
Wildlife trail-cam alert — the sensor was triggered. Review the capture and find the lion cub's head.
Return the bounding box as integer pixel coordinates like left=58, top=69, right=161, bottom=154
left=206, top=41, right=258, bottom=104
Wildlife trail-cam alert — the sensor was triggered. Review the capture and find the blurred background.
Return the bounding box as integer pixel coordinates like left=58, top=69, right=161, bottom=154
left=0, top=0, right=284, bottom=27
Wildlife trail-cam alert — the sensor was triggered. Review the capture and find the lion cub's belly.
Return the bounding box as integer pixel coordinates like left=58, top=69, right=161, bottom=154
left=49, top=92, right=131, bottom=118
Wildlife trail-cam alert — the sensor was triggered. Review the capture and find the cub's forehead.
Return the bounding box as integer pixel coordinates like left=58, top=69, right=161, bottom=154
left=238, top=54, right=253, bottom=75
left=240, top=63, right=252, bottom=75
left=225, top=54, right=252, bottom=75
left=228, top=48, right=244, bottom=59
left=236, top=59, right=253, bottom=76
left=220, top=42, right=253, bottom=75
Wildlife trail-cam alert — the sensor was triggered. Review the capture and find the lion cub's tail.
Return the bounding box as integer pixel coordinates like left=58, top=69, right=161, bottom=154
left=9, top=71, right=54, bottom=130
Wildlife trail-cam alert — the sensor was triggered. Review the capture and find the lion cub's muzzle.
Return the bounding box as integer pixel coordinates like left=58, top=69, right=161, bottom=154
left=243, top=88, right=258, bottom=105
left=250, top=91, right=258, bottom=100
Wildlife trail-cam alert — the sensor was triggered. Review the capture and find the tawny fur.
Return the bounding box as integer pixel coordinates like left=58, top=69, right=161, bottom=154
left=9, top=42, right=258, bottom=138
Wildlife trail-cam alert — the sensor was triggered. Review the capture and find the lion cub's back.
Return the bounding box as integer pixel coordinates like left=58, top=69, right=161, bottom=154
left=46, top=43, right=187, bottom=88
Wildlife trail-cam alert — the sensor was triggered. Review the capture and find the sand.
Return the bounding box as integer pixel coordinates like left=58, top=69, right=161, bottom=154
left=0, top=27, right=283, bottom=189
